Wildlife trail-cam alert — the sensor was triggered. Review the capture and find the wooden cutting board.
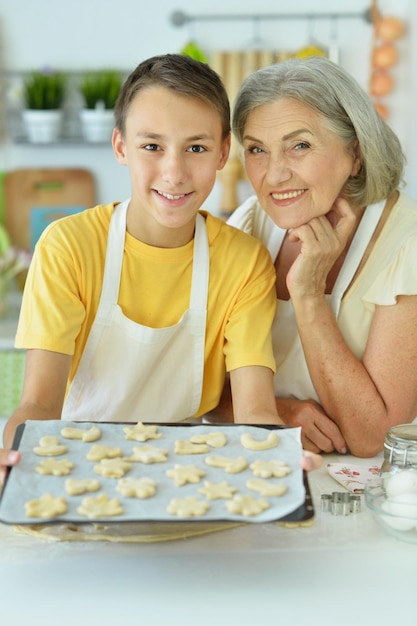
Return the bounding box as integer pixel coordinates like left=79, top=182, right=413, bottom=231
left=4, top=168, right=95, bottom=251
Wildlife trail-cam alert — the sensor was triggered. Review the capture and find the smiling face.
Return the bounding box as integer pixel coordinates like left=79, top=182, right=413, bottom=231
left=242, top=98, right=361, bottom=230
left=112, top=85, right=230, bottom=246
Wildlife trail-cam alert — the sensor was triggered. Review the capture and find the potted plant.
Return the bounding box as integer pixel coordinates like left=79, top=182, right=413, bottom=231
left=22, top=69, right=67, bottom=143
left=79, top=70, right=122, bottom=143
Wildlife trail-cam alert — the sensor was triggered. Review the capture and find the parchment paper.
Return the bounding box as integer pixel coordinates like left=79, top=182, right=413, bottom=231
left=0, top=420, right=305, bottom=524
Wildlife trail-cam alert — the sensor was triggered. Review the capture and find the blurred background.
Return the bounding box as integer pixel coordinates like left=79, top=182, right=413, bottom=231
left=0, top=0, right=414, bottom=214
left=0, top=0, right=414, bottom=418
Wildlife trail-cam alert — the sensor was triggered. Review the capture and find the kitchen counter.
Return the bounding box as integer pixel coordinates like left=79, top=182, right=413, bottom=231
left=0, top=426, right=416, bottom=626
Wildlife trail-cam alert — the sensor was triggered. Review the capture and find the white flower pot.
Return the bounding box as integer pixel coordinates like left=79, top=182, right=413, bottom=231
left=22, top=109, right=63, bottom=143
left=80, top=109, right=114, bottom=143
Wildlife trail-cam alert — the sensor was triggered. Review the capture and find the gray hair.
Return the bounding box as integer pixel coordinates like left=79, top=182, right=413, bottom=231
left=232, top=56, right=405, bottom=207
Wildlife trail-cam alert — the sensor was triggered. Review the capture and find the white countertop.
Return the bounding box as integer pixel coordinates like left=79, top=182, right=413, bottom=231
left=0, top=422, right=416, bottom=626
left=1, top=289, right=415, bottom=624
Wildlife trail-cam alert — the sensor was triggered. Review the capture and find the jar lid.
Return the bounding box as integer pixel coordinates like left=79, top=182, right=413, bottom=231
left=385, top=424, right=417, bottom=447
left=384, top=424, right=417, bottom=469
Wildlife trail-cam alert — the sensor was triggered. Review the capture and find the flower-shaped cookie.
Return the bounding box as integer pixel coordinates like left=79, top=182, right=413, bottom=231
left=116, top=477, right=157, bottom=499
left=250, top=459, right=291, bottom=478
left=77, top=493, right=124, bottom=518
left=167, top=496, right=210, bottom=518
left=25, top=493, right=68, bottom=519
left=226, top=494, right=270, bottom=517
left=166, top=464, right=206, bottom=487
left=35, top=458, right=74, bottom=476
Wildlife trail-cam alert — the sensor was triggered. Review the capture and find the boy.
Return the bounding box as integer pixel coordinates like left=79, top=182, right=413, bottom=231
left=1, top=54, right=283, bottom=478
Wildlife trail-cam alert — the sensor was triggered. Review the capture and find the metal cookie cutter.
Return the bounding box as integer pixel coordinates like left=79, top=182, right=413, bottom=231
left=321, top=491, right=361, bottom=515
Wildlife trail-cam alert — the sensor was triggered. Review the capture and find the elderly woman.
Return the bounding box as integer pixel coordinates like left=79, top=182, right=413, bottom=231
left=218, top=55, right=417, bottom=458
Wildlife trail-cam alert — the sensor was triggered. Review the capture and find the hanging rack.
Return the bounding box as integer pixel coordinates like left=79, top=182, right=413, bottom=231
left=171, top=6, right=373, bottom=217
left=170, top=10, right=373, bottom=27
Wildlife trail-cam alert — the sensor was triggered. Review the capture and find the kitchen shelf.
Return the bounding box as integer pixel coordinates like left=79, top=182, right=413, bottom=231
left=3, top=69, right=127, bottom=147
left=6, top=111, right=114, bottom=147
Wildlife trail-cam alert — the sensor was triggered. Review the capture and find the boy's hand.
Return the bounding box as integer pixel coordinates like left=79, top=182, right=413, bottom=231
left=0, top=449, right=21, bottom=487
left=301, top=451, right=323, bottom=471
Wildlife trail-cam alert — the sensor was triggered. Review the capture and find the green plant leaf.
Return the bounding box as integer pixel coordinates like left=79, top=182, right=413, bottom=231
left=181, top=41, right=208, bottom=64
left=80, top=70, right=122, bottom=109
left=23, top=70, right=66, bottom=110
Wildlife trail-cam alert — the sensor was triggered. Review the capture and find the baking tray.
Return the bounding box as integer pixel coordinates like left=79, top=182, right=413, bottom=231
left=0, top=421, right=314, bottom=527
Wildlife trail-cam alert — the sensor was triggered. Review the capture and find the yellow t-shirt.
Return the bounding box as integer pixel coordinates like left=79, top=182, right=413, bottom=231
left=16, top=204, right=276, bottom=416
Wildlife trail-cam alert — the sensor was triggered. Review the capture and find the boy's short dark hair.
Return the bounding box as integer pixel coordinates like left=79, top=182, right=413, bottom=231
left=115, top=53, right=231, bottom=140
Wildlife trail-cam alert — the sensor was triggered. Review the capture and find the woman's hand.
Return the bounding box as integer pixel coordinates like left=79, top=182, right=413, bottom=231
left=276, top=396, right=348, bottom=454
left=286, top=197, right=357, bottom=299
left=0, top=449, right=21, bottom=487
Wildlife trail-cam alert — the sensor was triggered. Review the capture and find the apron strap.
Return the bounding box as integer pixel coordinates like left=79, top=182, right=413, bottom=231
left=189, top=213, right=209, bottom=311
left=99, top=199, right=128, bottom=306
left=331, top=200, right=386, bottom=307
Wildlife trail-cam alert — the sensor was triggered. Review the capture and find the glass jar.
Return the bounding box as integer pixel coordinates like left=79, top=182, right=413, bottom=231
left=380, top=424, right=417, bottom=475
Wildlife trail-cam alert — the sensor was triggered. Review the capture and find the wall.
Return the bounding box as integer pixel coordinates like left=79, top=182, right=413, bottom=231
left=0, top=0, right=415, bottom=213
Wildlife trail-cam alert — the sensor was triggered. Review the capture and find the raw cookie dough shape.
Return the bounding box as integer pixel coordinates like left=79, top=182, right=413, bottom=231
left=65, top=478, right=101, bottom=496
left=204, top=454, right=248, bottom=474
left=33, top=436, right=68, bottom=457
left=166, top=464, right=206, bottom=487
left=246, top=478, right=288, bottom=497
left=86, top=445, right=123, bottom=462
left=190, top=431, right=227, bottom=448
left=94, top=458, right=132, bottom=478
left=25, top=493, right=68, bottom=519
left=77, top=493, right=124, bottom=518
left=123, top=422, right=163, bottom=442
left=61, top=425, right=101, bottom=443
left=167, top=496, right=210, bottom=518
left=35, top=458, right=74, bottom=476
left=240, top=431, right=279, bottom=451
left=226, top=494, right=270, bottom=517
left=116, top=477, right=157, bottom=499
left=250, top=459, right=291, bottom=478
left=175, top=440, right=209, bottom=455
left=14, top=521, right=245, bottom=543
left=198, top=480, right=238, bottom=500
left=125, top=445, right=168, bottom=464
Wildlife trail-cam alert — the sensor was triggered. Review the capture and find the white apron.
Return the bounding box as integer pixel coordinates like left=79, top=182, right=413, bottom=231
left=62, top=200, right=209, bottom=423
left=272, top=201, right=386, bottom=400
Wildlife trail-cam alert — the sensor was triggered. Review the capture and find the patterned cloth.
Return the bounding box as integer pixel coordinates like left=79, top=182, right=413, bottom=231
left=326, top=462, right=381, bottom=493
